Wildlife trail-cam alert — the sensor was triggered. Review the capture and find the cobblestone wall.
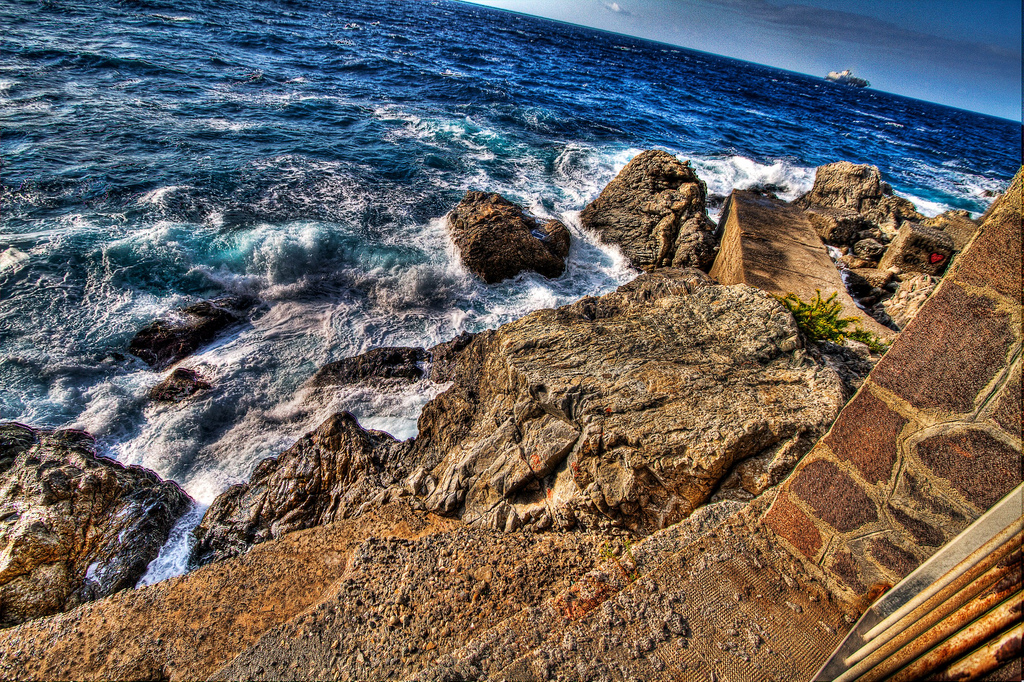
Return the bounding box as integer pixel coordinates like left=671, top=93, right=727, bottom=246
left=764, top=167, right=1022, bottom=600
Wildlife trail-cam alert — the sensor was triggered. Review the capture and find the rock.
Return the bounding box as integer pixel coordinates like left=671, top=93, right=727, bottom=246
left=0, top=423, right=191, bottom=626
left=309, top=347, right=428, bottom=388
left=426, top=332, right=477, bottom=383
left=579, top=150, right=717, bottom=271
left=848, top=268, right=894, bottom=290
left=882, top=274, right=939, bottom=329
left=795, top=161, right=923, bottom=237
left=447, top=192, right=571, bottom=284
left=804, top=206, right=874, bottom=247
left=129, top=296, right=255, bottom=369
left=189, top=413, right=410, bottom=567
left=409, top=269, right=845, bottom=534
left=149, top=368, right=211, bottom=402
left=877, top=221, right=955, bottom=276
left=921, top=209, right=979, bottom=252
left=852, top=238, right=886, bottom=261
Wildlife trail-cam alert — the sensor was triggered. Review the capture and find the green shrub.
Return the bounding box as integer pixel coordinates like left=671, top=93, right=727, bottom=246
left=775, top=290, right=889, bottom=354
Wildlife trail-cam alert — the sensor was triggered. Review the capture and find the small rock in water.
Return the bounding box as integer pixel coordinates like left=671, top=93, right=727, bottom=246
left=149, top=368, right=212, bottom=402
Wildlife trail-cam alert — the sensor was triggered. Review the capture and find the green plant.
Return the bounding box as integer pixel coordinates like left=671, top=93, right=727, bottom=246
left=775, top=290, right=889, bottom=354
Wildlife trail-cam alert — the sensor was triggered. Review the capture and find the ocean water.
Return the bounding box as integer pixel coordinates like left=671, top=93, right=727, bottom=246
left=2, top=0, right=1021, bottom=575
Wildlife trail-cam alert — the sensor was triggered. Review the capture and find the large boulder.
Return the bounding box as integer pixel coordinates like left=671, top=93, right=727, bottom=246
left=408, top=269, right=846, bottom=534
left=129, top=296, right=255, bottom=369
left=794, top=161, right=923, bottom=237
left=579, top=150, right=717, bottom=271
left=189, top=413, right=410, bottom=567
left=447, top=192, right=571, bottom=284
left=0, top=424, right=191, bottom=626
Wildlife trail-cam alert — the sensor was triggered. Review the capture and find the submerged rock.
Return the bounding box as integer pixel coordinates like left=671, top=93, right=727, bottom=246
left=0, top=423, right=191, bottom=627
left=149, top=367, right=211, bottom=402
left=129, top=296, right=255, bottom=369
left=309, top=347, right=428, bottom=387
left=794, top=161, right=923, bottom=237
left=409, top=269, right=845, bottom=534
left=189, top=413, right=410, bottom=567
left=447, top=191, right=571, bottom=283
left=579, top=150, right=717, bottom=271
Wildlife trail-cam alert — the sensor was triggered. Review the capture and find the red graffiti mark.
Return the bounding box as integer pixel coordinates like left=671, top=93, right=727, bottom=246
left=929, top=253, right=945, bottom=264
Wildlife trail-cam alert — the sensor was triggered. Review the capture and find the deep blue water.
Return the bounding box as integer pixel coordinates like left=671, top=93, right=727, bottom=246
left=2, top=0, right=1021, bottom=536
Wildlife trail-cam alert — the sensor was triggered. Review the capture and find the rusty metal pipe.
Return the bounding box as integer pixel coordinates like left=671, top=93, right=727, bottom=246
left=929, top=621, right=1023, bottom=682
left=833, top=535, right=1023, bottom=682
left=885, top=590, right=1023, bottom=682
left=848, top=553, right=1021, bottom=682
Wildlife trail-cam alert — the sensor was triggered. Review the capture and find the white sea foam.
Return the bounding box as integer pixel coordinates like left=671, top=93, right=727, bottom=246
left=0, top=247, right=29, bottom=272
left=138, top=503, right=206, bottom=586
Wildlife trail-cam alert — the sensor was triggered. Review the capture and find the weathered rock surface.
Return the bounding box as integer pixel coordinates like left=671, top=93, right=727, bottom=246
left=129, top=296, right=254, bottom=369
left=804, top=205, right=875, bottom=246
left=579, top=150, right=717, bottom=271
left=922, top=209, right=980, bottom=251
left=426, top=332, right=477, bottom=383
left=309, top=347, right=428, bottom=388
left=794, top=161, right=923, bottom=237
left=149, top=367, right=211, bottom=402
left=0, top=423, right=191, bottom=626
left=877, top=220, right=955, bottom=275
left=447, top=191, right=571, bottom=283
left=409, top=269, right=846, bottom=534
left=189, top=413, right=411, bottom=567
left=881, top=273, right=939, bottom=329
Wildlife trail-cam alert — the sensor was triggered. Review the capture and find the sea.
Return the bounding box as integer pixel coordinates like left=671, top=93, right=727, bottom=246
left=1, top=0, right=1021, bottom=582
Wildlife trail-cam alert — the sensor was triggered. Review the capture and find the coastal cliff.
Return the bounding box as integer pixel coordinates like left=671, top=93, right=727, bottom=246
left=0, top=156, right=1019, bottom=682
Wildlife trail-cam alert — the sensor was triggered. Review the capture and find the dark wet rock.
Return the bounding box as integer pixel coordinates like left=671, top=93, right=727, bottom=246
left=579, top=150, right=717, bottom=271
left=795, top=161, right=923, bottom=237
left=129, top=296, right=256, bottom=370
left=447, top=191, right=571, bottom=284
left=0, top=423, right=191, bottom=626
left=309, top=347, right=428, bottom=388
left=189, top=413, right=411, bottom=567
left=149, top=368, right=212, bottom=402
left=409, top=269, right=845, bottom=534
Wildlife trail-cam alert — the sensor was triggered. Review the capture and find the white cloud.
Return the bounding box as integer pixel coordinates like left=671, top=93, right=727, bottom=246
left=605, top=2, right=626, bottom=13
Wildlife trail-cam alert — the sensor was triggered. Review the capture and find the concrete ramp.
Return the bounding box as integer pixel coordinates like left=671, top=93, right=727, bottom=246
left=710, top=190, right=895, bottom=340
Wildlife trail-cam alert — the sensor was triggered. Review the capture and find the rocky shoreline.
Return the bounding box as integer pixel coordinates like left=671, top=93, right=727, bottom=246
left=1, top=152, right=1019, bottom=681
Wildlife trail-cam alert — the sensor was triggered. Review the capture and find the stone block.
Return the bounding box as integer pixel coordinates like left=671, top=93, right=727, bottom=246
left=823, top=390, right=907, bottom=483
left=949, top=170, right=1022, bottom=300
left=922, top=210, right=979, bottom=251
left=871, top=282, right=1014, bottom=414
left=991, top=362, right=1021, bottom=439
left=804, top=207, right=871, bottom=246
left=710, top=190, right=894, bottom=339
left=830, top=550, right=866, bottom=593
left=877, top=221, right=954, bottom=275
left=915, top=427, right=1022, bottom=512
left=886, top=503, right=944, bottom=547
left=869, top=537, right=919, bottom=578
left=763, top=490, right=822, bottom=558
left=790, top=458, right=878, bottom=533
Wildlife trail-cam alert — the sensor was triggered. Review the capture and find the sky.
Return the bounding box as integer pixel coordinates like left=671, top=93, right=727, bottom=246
left=456, top=0, right=1023, bottom=121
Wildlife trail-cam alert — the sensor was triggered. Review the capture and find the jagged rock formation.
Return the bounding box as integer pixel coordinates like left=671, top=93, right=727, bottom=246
left=129, top=296, right=255, bottom=369
left=447, top=191, right=571, bottom=283
left=309, top=347, right=429, bottom=387
left=190, top=413, right=411, bottom=567
left=922, top=209, right=980, bottom=251
left=794, top=161, right=923, bottom=238
left=409, top=268, right=846, bottom=534
left=881, top=274, right=939, bottom=329
left=579, top=150, right=717, bottom=271
left=0, top=424, right=190, bottom=626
